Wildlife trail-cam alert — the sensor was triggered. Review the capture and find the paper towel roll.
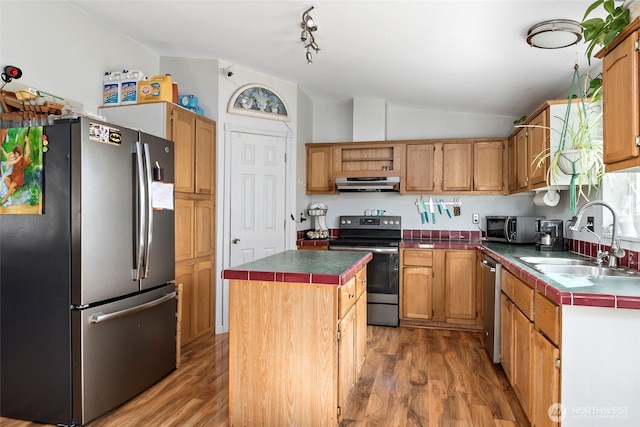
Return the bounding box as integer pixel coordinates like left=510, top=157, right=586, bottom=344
left=534, top=190, right=560, bottom=207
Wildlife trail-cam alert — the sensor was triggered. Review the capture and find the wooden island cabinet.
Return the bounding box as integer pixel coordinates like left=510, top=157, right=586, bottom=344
left=223, top=250, right=371, bottom=426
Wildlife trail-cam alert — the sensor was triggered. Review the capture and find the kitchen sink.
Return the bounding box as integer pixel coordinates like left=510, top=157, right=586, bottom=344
left=517, top=256, right=593, bottom=266
left=515, top=256, right=640, bottom=281
left=532, top=264, right=640, bottom=278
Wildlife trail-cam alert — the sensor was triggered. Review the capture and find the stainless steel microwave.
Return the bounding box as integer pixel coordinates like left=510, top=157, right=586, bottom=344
left=486, top=216, right=541, bottom=243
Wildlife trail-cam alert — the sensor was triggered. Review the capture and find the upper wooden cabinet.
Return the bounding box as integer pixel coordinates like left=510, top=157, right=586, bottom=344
left=172, top=106, right=215, bottom=194
left=473, top=139, right=505, bottom=192
left=507, top=133, right=519, bottom=192
left=99, top=102, right=215, bottom=195
left=332, top=142, right=404, bottom=177
left=507, top=101, right=601, bottom=194
left=526, top=110, right=549, bottom=190
left=306, top=145, right=334, bottom=194
left=305, top=138, right=505, bottom=195
left=422, top=139, right=505, bottom=194
left=442, top=141, right=473, bottom=192
left=515, top=128, right=529, bottom=191
left=404, top=143, right=437, bottom=193
left=507, top=110, right=549, bottom=194
left=193, top=116, right=216, bottom=194
left=597, top=21, right=640, bottom=172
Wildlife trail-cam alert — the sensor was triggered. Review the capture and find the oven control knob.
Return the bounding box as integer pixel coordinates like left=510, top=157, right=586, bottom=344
left=394, top=220, right=400, bottom=225
left=383, top=220, right=388, bottom=225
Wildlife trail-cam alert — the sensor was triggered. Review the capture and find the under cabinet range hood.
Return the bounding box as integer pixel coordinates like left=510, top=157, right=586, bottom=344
left=335, top=176, right=401, bottom=192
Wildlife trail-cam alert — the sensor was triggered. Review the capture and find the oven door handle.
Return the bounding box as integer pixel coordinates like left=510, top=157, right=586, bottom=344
left=330, top=246, right=398, bottom=254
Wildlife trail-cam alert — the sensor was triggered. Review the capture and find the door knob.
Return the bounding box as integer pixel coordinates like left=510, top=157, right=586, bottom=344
left=232, top=238, right=240, bottom=244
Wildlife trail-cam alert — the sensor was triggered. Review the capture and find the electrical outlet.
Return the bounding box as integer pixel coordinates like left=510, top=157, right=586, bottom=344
left=587, top=216, right=595, bottom=232
left=472, top=213, right=480, bottom=224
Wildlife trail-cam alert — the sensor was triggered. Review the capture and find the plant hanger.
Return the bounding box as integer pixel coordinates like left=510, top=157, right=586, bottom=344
left=558, top=64, right=594, bottom=214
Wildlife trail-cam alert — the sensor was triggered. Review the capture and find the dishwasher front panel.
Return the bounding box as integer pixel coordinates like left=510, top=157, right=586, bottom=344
left=481, top=255, right=502, bottom=364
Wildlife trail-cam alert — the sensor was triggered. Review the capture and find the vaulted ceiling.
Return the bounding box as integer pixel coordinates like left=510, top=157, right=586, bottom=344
left=70, top=1, right=605, bottom=120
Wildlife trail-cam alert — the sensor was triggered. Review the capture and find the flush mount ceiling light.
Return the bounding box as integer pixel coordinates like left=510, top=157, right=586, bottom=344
left=300, top=6, right=320, bottom=63
left=526, top=19, right=583, bottom=49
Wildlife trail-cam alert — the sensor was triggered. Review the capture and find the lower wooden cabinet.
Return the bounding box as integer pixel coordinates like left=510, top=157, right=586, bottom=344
left=402, top=266, right=434, bottom=320
left=500, top=269, right=561, bottom=426
left=175, top=198, right=213, bottom=261
left=500, top=293, right=514, bottom=383
left=175, top=195, right=214, bottom=347
left=513, top=306, right=532, bottom=419
left=532, top=329, right=560, bottom=427
left=444, top=250, right=477, bottom=323
left=401, top=248, right=480, bottom=326
left=176, top=260, right=213, bottom=345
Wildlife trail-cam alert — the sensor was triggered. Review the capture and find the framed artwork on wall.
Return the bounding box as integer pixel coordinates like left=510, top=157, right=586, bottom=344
left=228, top=84, right=290, bottom=121
left=0, top=126, right=44, bottom=215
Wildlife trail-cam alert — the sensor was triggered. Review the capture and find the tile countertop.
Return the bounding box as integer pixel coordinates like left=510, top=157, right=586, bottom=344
left=482, top=242, right=640, bottom=310
left=222, top=250, right=372, bottom=286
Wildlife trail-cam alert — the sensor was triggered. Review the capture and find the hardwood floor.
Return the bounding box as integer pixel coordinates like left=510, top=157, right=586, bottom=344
left=0, top=326, right=528, bottom=427
left=341, top=327, right=528, bottom=427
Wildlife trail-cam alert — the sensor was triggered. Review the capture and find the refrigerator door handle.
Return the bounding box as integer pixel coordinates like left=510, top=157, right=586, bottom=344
left=142, top=142, right=153, bottom=279
left=89, top=291, right=177, bottom=324
left=133, top=141, right=146, bottom=280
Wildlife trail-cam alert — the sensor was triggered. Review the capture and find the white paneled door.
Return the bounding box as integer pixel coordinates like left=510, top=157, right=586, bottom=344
left=229, top=131, right=286, bottom=266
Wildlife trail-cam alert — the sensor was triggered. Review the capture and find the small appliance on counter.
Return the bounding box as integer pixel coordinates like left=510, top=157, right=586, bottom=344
left=486, top=216, right=540, bottom=244
left=306, top=202, right=328, bottom=239
left=535, top=219, right=564, bottom=251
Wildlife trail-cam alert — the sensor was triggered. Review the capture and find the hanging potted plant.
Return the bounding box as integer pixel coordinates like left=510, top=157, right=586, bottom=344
left=519, top=67, right=605, bottom=213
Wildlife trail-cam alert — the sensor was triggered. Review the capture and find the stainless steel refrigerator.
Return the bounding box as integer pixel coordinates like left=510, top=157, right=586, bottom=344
left=0, top=118, right=177, bottom=426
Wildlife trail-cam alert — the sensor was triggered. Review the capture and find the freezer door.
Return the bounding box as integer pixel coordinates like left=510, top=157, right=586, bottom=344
left=140, top=132, right=175, bottom=290
left=72, top=284, right=176, bottom=425
left=75, top=119, right=141, bottom=305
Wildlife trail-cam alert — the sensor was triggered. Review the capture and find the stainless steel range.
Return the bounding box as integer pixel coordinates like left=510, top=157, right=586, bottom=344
left=329, top=215, right=401, bottom=327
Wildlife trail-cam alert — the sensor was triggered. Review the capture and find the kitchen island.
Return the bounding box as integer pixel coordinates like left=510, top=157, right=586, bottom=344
left=222, top=250, right=371, bottom=426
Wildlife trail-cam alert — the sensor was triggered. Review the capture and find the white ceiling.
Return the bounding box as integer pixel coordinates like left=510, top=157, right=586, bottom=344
left=69, top=0, right=605, bottom=120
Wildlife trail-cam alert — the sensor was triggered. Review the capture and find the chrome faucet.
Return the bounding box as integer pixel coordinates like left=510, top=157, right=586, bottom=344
left=568, top=201, right=625, bottom=267
left=580, top=226, right=608, bottom=265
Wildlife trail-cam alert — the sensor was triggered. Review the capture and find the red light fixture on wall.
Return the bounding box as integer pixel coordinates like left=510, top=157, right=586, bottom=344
left=2, top=65, right=23, bottom=83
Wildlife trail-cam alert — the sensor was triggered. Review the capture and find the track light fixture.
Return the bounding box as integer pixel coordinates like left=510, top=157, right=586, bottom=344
left=300, top=6, right=320, bottom=63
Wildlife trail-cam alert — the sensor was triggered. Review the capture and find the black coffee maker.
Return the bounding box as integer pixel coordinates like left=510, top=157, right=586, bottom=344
left=535, top=219, right=564, bottom=251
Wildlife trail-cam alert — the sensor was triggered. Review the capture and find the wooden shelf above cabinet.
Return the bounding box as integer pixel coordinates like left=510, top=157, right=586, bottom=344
left=333, top=143, right=403, bottom=177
